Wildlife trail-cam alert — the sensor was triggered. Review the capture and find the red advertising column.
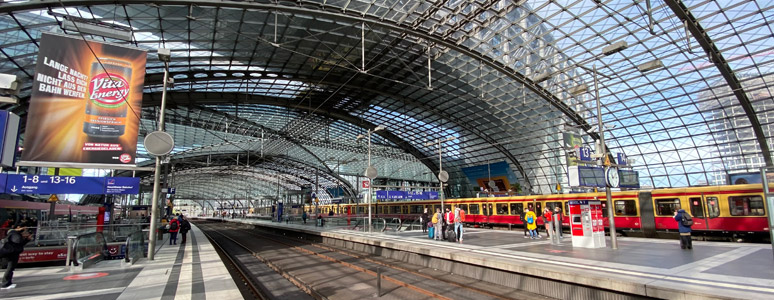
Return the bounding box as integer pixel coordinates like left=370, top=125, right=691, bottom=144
left=96, top=206, right=105, bottom=233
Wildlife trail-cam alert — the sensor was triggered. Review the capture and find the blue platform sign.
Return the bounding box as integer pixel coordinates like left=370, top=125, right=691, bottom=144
left=5, top=174, right=105, bottom=194
left=105, top=177, right=140, bottom=194
left=579, top=146, right=592, bottom=161
left=617, top=153, right=627, bottom=166
left=407, top=191, right=426, bottom=200
left=425, top=191, right=439, bottom=200
left=375, top=190, right=388, bottom=200
left=386, top=191, right=406, bottom=200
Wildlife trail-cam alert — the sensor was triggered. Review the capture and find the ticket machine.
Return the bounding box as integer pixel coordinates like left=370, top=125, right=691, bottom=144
left=569, top=200, right=606, bottom=248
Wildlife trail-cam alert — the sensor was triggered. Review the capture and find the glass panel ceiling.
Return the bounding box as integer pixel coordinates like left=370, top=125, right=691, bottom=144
left=1, top=0, right=773, bottom=198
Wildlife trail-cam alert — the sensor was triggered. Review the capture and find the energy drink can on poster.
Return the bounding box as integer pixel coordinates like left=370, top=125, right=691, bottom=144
left=83, top=58, right=132, bottom=137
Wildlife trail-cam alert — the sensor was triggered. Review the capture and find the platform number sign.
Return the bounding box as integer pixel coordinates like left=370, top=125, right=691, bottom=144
left=617, top=153, right=627, bottom=166
left=579, top=146, right=592, bottom=161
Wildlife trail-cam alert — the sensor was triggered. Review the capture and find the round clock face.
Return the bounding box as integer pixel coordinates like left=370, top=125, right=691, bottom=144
left=607, top=167, right=620, bottom=188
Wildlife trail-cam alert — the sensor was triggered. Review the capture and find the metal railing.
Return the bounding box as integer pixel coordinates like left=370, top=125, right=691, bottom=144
left=400, top=217, right=422, bottom=232
left=124, top=229, right=149, bottom=264
left=71, top=231, right=108, bottom=268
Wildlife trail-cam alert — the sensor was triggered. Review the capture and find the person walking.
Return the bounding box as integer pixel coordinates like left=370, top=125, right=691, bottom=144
left=421, top=208, right=429, bottom=233
left=674, top=207, right=693, bottom=249
left=168, top=215, right=181, bottom=245
left=179, top=215, right=191, bottom=245
left=525, top=208, right=538, bottom=239
left=433, top=208, right=443, bottom=240
left=1, top=226, right=31, bottom=289
left=454, top=207, right=465, bottom=244
left=554, top=206, right=563, bottom=239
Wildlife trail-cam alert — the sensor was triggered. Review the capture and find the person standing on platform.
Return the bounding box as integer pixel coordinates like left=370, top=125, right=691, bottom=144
left=525, top=208, right=538, bottom=239
left=302, top=211, right=308, bottom=224
left=179, top=215, right=191, bottom=245
left=543, top=207, right=554, bottom=239
left=433, top=208, right=443, bottom=240
left=1, top=226, right=31, bottom=289
left=554, top=206, right=563, bottom=239
left=454, top=207, right=465, bottom=244
left=674, top=207, right=693, bottom=249
left=168, top=215, right=181, bottom=245
left=520, top=208, right=530, bottom=238
left=421, top=208, right=429, bottom=233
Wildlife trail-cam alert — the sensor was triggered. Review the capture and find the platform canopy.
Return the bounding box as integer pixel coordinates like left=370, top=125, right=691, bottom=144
left=1, top=0, right=773, bottom=202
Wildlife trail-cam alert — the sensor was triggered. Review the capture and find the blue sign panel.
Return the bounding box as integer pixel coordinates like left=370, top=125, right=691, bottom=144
left=579, top=146, right=592, bottom=161
left=425, top=191, right=439, bottom=200
left=5, top=174, right=105, bottom=194
left=617, top=153, right=627, bottom=165
left=375, top=190, right=388, bottom=200
left=406, top=191, right=426, bottom=200
left=0, top=173, right=6, bottom=193
left=105, top=177, right=140, bottom=194
left=386, top=191, right=406, bottom=200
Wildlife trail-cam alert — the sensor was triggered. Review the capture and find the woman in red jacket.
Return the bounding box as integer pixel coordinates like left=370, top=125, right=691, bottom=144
left=542, top=207, right=554, bottom=239
left=168, top=215, right=181, bottom=245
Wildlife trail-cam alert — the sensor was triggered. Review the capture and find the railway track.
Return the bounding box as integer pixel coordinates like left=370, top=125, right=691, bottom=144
left=197, top=221, right=554, bottom=300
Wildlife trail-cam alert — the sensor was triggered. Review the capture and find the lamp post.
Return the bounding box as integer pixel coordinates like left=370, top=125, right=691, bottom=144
left=425, top=136, right=456, bottom=213
left=147, top=48, right=172, bottom=260
left=357, top=125, right=384, bottom=233
left=591, top=65, right=618, bottom=250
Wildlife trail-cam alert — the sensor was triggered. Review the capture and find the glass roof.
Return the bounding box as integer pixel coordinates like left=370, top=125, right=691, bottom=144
left=2, top=0, right=773, bottom=201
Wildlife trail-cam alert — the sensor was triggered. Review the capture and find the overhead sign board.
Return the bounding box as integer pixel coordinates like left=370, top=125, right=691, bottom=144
left=5, top=174, right=105, bottom=194
left=2, top=174, right=140, bottom=194
left=568, top=166, right=606, bottom=188
left=105, top=177, right=140, bottom=194
left=618, top=169, right=640, bottom=189
left=21, top=33, right=147, bottom=167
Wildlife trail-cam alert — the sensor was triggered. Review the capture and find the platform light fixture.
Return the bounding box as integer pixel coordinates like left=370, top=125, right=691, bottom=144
left=61, top=17, right=133, bottom=41
left=602, top=41, right=628, bottom=56
left=637, top=59, right=663, bottom=73
left=569, top=84, right=588, bottom=96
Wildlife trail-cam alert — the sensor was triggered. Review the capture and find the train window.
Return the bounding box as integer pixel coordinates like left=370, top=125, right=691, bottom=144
left=434, top=205, right=441, bottom=213
left=469, top=204, right=480, bottom=214
left=614, top=200, right=637, bottom=216
left=482, top=204, right=488, bottom=216
left=411, top=205, right=422, bottom=214
left=655, top=199, right=680, bottom=216
left=458, top=204, right=468, bottom=213
left=729, top=196, right=765, bottom=216
left=402, top=206, right=408, bottom=214
left=545, top=201, right=562, bottom=212
left=526, top=203, right=535, bottom=213
left=510, top=203, right=523, bottom=215
left=357, top=206, right=365, bottom=214
left=488, top=204, right=494, bottom=216
left=497, top=203, right=508, bottom=215
left=391, top=206, right=401, bottom=214
left=535, top=203, right=542, bottom=217
left=601, top=201, right=609, bottom=218
left=565, top=202, right=570, bottom=215
left=706, top=197, right=720, bottom=218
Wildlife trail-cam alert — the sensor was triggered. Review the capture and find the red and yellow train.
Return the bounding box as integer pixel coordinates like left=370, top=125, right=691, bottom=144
left=306, top=184, right=770, bottom=241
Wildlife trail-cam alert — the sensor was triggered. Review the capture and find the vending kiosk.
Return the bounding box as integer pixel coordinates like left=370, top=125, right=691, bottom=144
left=568, top=200, right=606, bottom=248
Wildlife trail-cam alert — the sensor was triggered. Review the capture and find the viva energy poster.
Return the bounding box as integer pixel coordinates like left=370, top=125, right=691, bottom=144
left=21, top=33, right=146, bottom=166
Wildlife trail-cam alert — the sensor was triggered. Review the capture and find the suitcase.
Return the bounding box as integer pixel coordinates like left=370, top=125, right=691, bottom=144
left=428, top=227, right=435, bottom=239
left=446, top=227, right=457, bottom=242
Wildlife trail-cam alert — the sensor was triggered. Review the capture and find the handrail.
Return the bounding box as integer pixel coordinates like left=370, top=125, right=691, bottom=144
left=72, top=231, right=108, bottom=268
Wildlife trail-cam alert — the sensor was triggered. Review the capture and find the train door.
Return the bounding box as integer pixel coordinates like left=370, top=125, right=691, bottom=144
left=690, top=194, right=720, bottom=230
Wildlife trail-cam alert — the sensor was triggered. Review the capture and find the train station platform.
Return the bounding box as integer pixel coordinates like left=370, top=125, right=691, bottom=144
left=0, top=224, right=241, bottom=300
left=212, top=217, right=774, bottom=299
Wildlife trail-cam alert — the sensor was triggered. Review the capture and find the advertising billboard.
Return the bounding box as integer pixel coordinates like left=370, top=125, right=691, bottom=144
left=21, top=33, right=146, bottom=166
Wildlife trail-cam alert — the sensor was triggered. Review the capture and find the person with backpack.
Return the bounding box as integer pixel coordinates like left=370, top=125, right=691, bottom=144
left=1, top=226, right=31, bottom=289
left=674, top=207, right=693, bottom=249
left=525, top=208, right=538, bottom=239
left=454, top=207, right=466, bottom=244
left=168, top=215, right=181, bottom=245
left=179, top=215, right=192, bottom=245
left=543, top=207, right=554, bottom=239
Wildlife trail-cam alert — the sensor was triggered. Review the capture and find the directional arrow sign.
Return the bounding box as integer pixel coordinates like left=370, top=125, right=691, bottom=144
left=5, top=174, right=105, bottom=194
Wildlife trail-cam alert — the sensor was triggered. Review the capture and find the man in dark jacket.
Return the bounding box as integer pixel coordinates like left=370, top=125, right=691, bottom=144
left=1, top=226, right=31, bottom=289
left=179, top=215, right=192, bottom=244
left=421, top=208, right=429, bottom=233
left=674, top=208, right=693, bottom=249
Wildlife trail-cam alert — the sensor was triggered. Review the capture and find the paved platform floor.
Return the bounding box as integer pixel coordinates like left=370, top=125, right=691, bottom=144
left=0, top=224, right=241, bottom=300
left=216, top=217, right=774, bottom=299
